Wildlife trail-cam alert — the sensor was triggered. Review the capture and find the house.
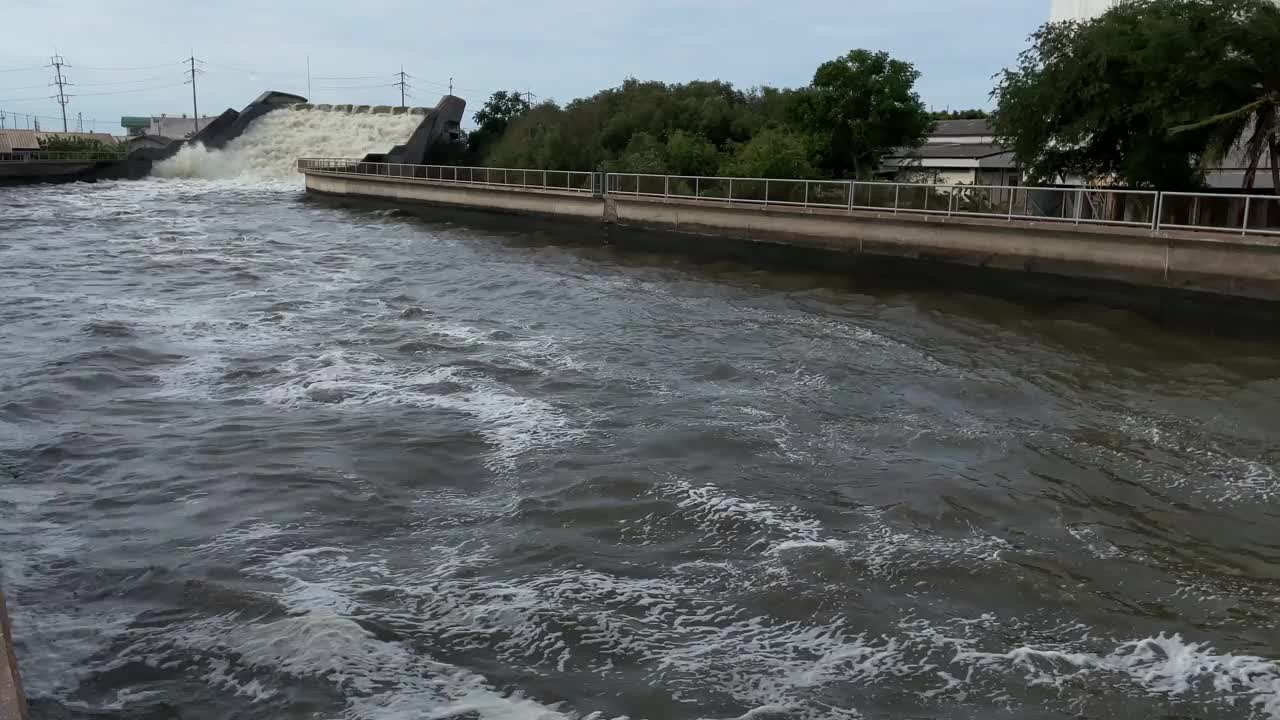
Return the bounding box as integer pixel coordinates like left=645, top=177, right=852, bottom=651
left=881, top=119, right=1020, bottom=186
left=0, top=130, right=119, bottom=161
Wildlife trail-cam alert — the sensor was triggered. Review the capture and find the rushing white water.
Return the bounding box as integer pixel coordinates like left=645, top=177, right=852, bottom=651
left=153, top=108, right=421, bottom=180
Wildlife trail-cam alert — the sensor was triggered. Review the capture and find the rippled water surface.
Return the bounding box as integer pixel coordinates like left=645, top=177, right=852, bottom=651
left=3, top=179, right=1280, bottom=720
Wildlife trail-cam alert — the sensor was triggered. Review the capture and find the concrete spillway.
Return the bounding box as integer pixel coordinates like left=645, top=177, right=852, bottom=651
left=101, top=91, right=465, bottom=182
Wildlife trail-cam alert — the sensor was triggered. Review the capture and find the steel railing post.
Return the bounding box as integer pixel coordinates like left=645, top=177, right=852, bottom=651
left=894, top=184, right=900, bottom=213
left=1075, top=189, right=1083, bottom=224
left=803, top=181, right=809, bottom=209
left=665, top=175, right=670, bottom=200
left=947, top=188, right=953, bottom=217
left=729, top=178, right=734, bottom=205
left=696, top=177, right=700, bottom=199
left=764, top=179, right=770, bottom=207
left=1244, top=196, right=1252, bottom=236
left=1008, top=189, right=1015, bottom=220
left=847, top=181, right=854, bottom=214
left=1154, top=192, right=1164, bottom=233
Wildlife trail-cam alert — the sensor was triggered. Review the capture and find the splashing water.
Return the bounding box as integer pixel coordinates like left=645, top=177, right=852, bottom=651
left=153, top=108, right=421, bottom=181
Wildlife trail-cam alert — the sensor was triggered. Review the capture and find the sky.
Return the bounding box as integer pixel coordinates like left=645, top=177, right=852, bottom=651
left=0, top=0, right=1050, bottom=134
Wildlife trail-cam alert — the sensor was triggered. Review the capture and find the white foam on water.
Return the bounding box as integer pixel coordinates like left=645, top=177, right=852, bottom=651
left=146, top=521, right=1280, bottom=720
left=1117, top=413, right=1280, bottom=504
left=153, top=108, right=421, bottom=181
left=255, top=350, right=583, bottom=471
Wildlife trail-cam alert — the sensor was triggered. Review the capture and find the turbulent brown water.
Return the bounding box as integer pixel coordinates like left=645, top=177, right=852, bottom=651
left=2, top=178, right=1280, bottom=720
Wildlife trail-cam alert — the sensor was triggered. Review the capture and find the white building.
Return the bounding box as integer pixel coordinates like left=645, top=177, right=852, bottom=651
left=1050, top=0, right=1127, bottom=22
left=1053, top=0, right=1277, bottom=21
left=882, top=120, right=1020, bottom=186
left=120, top=114, right=220, bottom=140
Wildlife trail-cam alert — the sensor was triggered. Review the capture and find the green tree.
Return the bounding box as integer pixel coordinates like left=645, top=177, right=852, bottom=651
left=467, top=90, right=531, bottom=156
left=615, top=131, right=668, bottom=173
left=721, top=128, right=815, bottom=178
left=796, top=49, right=932, bottom=178
left=930, top=109, right=988, bottom=120
left=665, top=130, right=720, bottom=175
left=1170, top=0, right=1280, bottom=191
left=991, top=0, right=1273, bottom=190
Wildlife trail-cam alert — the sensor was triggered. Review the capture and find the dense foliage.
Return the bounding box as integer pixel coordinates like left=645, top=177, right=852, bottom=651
left=475, top=49, right=932, bottom=179
left=36, top=135, right=122, bottom=155
left=992, top=0, right=1280, bottom=190
left=466, top=90, right=530, bottom=158
left=931, top=109, right=988, bottom=120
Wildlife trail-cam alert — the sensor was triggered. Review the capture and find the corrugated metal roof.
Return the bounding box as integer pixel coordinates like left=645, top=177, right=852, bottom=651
left=0, top=130, right=118, bottom=154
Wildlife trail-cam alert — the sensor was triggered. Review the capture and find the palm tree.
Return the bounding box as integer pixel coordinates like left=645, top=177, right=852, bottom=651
left=1171, top=93, right=1280, bottom=194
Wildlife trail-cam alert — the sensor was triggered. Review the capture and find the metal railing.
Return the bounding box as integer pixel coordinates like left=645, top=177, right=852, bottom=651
left=1157, top=191, right=1280, bottom=237
left=297, top=158, right=596, bottom=194
left=298, top=158, right=1280, bottom=239
left=0, top=151, right=125, bottom=163
left=604, top=173, right=1161, bottom=229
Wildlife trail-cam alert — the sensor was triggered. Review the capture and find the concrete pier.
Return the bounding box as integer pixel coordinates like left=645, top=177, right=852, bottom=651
left=301, top=170, right=1280, bottom=304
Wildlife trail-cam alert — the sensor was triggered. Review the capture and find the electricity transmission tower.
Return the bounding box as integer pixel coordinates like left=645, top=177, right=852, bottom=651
left=185, top=54, right=205, bottom=133
left=48, top=55, right=71, bottom=132
left=76, top=112, right=83, bottom=132
left=0, top=111, right=6, bottom=129
left=395, top=68, right=410, bottom=108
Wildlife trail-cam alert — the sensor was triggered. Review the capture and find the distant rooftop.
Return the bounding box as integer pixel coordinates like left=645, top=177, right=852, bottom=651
left=0, top=130, right=118, bottom=154
left=931, top=119, right=994, bottom=137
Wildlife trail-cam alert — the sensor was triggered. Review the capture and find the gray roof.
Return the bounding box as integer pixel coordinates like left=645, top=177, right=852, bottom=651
left=889, top=142, right=1008, bottom=160
left=931, top=119, right=994, bottom=137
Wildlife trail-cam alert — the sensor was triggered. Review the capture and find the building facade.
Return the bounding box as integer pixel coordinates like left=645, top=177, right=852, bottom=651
left=120, top=114, right=219, bottom=140
left=1050, top=0, right=1127, bottom=22
left=882, top=120, right=1020, bottom=186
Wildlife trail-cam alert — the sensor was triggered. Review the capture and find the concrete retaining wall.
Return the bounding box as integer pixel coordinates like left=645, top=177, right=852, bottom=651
left=0, top=593, right=27, bottom=720
left=303, top=171, right=1280, bottom=303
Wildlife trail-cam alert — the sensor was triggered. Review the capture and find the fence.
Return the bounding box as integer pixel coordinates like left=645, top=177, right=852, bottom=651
left=0, top=151, right=126, bottom=163
left=1157, top=192, right=1280, bottom=236
left=298, top=158, right=1280, bottom=239
left=296, top=158, right=597, bottom=194
left=604, top=173, right=1163, bottom=229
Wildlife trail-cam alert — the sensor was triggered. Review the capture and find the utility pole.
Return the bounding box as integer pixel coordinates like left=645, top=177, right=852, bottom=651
left=48, top=54, right=71, bottom=132
left=306, top=56, right=312, bottom=97
left=185, top=53, right=204, bottom=134
left=395, top=67, right=409, bottom=108
left=449, top=77, right=453, bottom=95
left=0, top=111, right=6, bottom=130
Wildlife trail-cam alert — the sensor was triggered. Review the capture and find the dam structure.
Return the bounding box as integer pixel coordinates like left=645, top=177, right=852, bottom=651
left=0, top=91, right=466, bottom=184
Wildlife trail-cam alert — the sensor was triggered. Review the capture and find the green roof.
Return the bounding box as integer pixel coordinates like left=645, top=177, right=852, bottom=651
left=120, top=117, right=151, bottom=128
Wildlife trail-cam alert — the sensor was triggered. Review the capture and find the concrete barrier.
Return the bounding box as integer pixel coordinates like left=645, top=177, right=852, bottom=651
left=0, top=593, right=27, bottom=720
left=302, top=170, right=1280, bottom=304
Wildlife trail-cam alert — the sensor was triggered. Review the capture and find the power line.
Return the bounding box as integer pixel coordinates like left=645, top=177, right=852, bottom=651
left=185, top=54, right=204, bottom=134
left=48, top=54, right=71, bottom=132
left=73, top=74, right=176, bottom=87
left=395, top=68, right=409, bottom=108
left=0, top=64, right=45, bottom=73
left=67, top=83, right=188, bottom=97
left=76, top=61, right=184, bottom=72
